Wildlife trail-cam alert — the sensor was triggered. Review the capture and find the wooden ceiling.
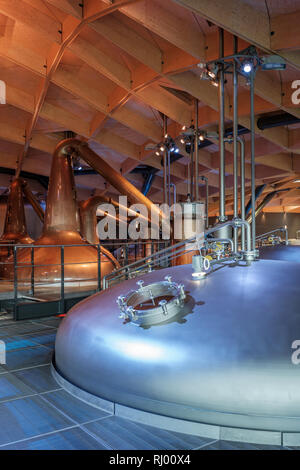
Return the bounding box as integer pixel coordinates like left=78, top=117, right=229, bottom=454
left=0, top=0, right=300, bottom=213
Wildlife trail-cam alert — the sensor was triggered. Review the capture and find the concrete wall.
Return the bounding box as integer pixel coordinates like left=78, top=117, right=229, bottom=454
left=256, top=212, right=300, bottom=239
left=209, top=212, right=300, bottom=239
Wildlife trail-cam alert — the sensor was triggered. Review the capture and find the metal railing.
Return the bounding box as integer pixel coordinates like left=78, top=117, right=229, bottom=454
left=0, top=240, right=170, bottom=319
left=0, top=219, right=255, bottom=318
left=256, top=227, right=288, bottom=246
left=103, top=219, right=255, bottom=289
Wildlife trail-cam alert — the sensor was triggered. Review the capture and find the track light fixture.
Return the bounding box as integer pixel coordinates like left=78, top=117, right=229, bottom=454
left=197, top=63, right=219, bottom=87
left=155, top=135, right=180, bottom=156
left=202, top=45, right=285, bottom=81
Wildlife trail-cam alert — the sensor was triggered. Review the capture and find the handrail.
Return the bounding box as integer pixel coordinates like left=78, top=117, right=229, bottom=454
left=103, top=219, right=255, bottom=289
left=256, top=226, right=288, bottom=245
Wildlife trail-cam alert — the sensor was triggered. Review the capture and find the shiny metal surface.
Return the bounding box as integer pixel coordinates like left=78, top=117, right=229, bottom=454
left=79, top=196, right=104, bottom=245
left=117, top=276, right=186, bottom=326
left=55, top=259, right=300, bottom=432
left=1, top=141, right=118, bottom=282
left=259, top=245, right=300, bottom=263
left=64, top=139, right=162, bottom=223
left=21, top=179, right=44, bottom=223
left=0, top=178, right=33, bottom=259
left=218, top=28, right=226, bottom=222
left=173, top=201, right=205, bottom=265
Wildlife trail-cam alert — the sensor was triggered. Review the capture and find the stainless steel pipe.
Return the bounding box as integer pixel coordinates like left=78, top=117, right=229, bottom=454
left=190, top=141, right=194, bottom=201
left=218, top=27, right=226, bottom=222
left=194, top=99, right=199, bottom=201
left=237, top=136, right=246, bottom=251
left=233, top=36, right=239, bottom=253
left=200, top=175, right=209, bottom=229
left=163, top=115, right=168, bottom=205
left=170, top=183, right=177, bottom=205
left=250, top=69, right=256, bottom=252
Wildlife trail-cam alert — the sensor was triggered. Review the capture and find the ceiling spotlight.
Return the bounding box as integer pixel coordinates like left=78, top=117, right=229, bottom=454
left=180, top=138, right=185, bottom=144
left=211, top=80, right=219, bottom=87
left=164, top=133, right=169, bottom=139
left=208, top=70, right=216, bottom=80
left=174, top=148, right=179, bottom=153
left=199, top=134, right=205, bottom=142
left=155, top=150, right=160, bottom=156
left=242, top=62, right=253, bottom=74
left=160, top=146, right=165, bottom=152
left=182, top=125, right=186, bottom=131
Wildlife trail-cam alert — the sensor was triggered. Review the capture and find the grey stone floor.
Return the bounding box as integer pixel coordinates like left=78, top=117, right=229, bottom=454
left=0, top=313, right=292, bottom=450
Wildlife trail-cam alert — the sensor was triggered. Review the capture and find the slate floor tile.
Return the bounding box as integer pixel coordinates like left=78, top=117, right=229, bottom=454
left=0, top=395, right=73, bottom=446
left=42, top=389, right=111, bottom=424
left=1, top=426, right=109, bottom=450
left=14, top=365, right=59, bottom=393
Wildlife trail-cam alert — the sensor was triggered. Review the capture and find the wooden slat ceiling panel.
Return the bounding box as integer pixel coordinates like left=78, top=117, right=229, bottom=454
left=0, top=0, right=297, bottom=211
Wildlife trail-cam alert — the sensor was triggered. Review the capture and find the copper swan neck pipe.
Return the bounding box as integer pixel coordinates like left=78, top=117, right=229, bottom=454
left=79, top=196, right=107, bottom=245
left=57, top=139, right=162, bottom=222
left=20, top=179, right=44, bottom=223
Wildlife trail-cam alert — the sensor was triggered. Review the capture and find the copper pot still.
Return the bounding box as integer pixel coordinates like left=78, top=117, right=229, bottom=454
left=1, top=140, right=119, bottom=285
left=0, top=178, right=33, bottom=260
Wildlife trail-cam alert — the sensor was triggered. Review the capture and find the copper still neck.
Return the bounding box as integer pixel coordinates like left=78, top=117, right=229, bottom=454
left=2, top=178, right=31, bottom=240
left=43, top=141, right=80, bottom=234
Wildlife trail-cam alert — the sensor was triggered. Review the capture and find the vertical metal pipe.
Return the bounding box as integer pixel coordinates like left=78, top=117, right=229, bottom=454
left=97, top=243, right=101, bottom=291
left=190, top=143, right=194, bottom=201
left=233, top=36, right=239, bottom=253
left=167, top=148, right=171, bottom=206
left=194, top=99, right=199, bottom=201
left=13, top=246, right=17, bottom=320
left=201, top=176, right=209, bottom=230
left=218, top=28, right=226, bottom=222
left=163, top=115, right=168, bottom=204
left=170, top=183, right=176, bottom=205
left=187, top=161, right=191, bottom=197
left=250, top=69, right=256, bottom=252
left=31, top=246, right=34, bottom=296
left=238, top=136, right=246, bottom=251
